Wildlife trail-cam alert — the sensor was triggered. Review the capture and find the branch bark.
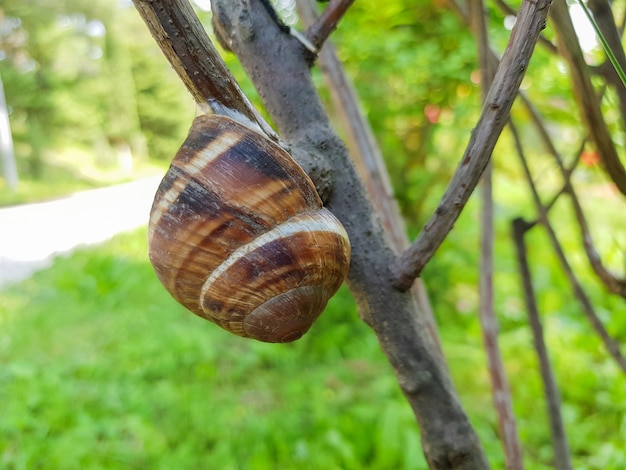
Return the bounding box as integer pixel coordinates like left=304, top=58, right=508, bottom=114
left=294, top=0, right=442, bottom=356
left=549, top=0, right=626, bottom=198
left=393, top=0, right=553, bottom=291
left=207, top=1, right=489, bottom=467
left=132, top=0, right=278, bottom=139
left=511, top=218, right=572, bottom=470
left=492, top=0, right=558, bottom=54
left=470, top=0, right=524, bottom=467
left=511, top=121, right=626, bottom=375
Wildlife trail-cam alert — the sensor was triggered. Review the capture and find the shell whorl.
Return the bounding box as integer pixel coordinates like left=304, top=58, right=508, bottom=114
left=148, top=114, right=350, bottom=342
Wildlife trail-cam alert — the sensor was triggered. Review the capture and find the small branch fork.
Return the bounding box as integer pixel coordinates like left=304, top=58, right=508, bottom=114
left=294, top=0, right=444, bottom=356
left=511, top=217, right=573, bottom=470
left=518, top=93, right=626, bottom=299
left=392, top=0, right=553, bottom=291
left=304, top=0, right=355, bottom=52
left=510, top=120, right=626, bottom=375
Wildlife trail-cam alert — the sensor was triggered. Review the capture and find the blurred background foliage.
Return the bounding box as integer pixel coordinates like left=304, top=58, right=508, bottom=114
left=1, top=0, right=625, bottom=469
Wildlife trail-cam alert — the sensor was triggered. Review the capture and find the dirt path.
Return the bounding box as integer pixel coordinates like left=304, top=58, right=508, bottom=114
left=0, top=177, right=162, bottom=288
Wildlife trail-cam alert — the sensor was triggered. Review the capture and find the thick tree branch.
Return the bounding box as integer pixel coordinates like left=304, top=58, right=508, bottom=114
left=549, top=0, right=626, bottom=197
left=132, top=0, right=278, bottom=139
left=511, top=218, right=572, bottom=470
left=393, top=0, right=553, bottom=291
left=210, top=1, right=489, bottom=467
left=294, top=0, right=443, bottom=357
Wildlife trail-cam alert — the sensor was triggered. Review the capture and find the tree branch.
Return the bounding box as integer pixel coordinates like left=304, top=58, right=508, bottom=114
left=305, top=0, right=355, bottom=52
left=492, top=0, right=558, bottom=54
left=131, top=0, right=278, bottom=140
left=549, top=0, right=626, bottom=198
left=511, top=121, right=626, bottom=375
left=469, top=0, right=524, bottom=467
left=511, top=217, right=572, bottom=470
left=294, top=0, right=443, bottom=357
left=210, top=0, right=489, bottom=467
left=393, top=0, right=553, bottom=291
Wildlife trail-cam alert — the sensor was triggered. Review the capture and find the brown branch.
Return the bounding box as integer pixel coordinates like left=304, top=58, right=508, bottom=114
left=518, top=94, right=626, bottom=298
left=549, top=0, right=626, bottom=197
left=294, top=0, right=443, bottom=356
left=393, top=0, right=553, bottom=291
left=210, top=1, right=490, bottom=467
left=131, top=0, right=278, bottom=140
left=469, top=0, right=524, bottom=467
left=305, top=0, right=355, bottom=52
left=511, top=121, right=626, bottom=375
left=511, top=217, right=572, bottom=470
left=587, top=0, right=626, bottom=130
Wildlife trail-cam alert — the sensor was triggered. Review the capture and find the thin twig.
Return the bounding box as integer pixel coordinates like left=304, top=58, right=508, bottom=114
left=518, top=93, right=626, bottom=298
left=538, top=140, right=584, bottom=216
left=131, top=0, right=278, bottom=139
left=510, top=121, right=626, bottom=375
left=305, top=0, right=355, bottom=52
left=511, top=217, right=572, bottom=470
left=470, top=0, right=524, bottom=466
left=550, top=0, right=626, bottom=197
left=393, top=0, right=553, bottom=291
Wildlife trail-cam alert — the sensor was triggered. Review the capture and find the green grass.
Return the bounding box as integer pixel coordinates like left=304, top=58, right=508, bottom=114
left=0, top=230, right=425, bottom=469
left=1, top=229, right=625, bottom=469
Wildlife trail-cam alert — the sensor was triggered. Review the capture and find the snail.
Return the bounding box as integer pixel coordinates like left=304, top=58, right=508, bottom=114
left=148, top=113, right=351, bottom=343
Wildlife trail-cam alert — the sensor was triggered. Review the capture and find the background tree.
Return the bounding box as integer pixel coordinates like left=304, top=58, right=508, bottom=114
left=0, top=0, right=190, bottom=183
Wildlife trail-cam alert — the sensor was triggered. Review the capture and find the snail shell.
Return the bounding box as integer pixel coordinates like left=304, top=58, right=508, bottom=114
left=148, top=114, right=350, bottom=343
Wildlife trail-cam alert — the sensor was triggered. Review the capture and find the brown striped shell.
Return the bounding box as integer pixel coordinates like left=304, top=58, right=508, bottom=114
left=148, top=114, right=350, bottom=343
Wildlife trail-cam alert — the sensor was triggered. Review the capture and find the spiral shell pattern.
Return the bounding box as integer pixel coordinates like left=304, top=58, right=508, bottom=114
left=148, top=115, right=350, bottom=342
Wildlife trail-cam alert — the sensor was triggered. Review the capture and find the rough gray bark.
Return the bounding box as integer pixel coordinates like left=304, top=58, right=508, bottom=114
left=294, top=0, right=444, bottom=358
left=209, top=2, right=489, bottom=468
